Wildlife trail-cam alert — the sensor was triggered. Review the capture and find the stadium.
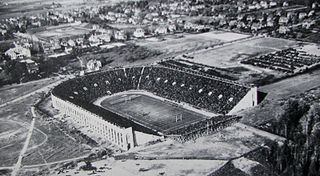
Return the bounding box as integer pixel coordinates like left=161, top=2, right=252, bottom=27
left=51, top=66, right=258, bottom=150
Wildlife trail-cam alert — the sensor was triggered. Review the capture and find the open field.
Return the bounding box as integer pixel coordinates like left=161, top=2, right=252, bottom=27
left=186, top=37, right=299, bottom=69
left=135, top=31, right=250, bottom=54
left=116, top=122, right=284, bottom=160
left=0, top=78, right=92, bottom=170
left=0, top=77, right=58, bottom=105
left=49, top=157, right=227, bottom=176
left=33, top=22, right=92, bottom=41
left=99, top=93, right=209, bottom=133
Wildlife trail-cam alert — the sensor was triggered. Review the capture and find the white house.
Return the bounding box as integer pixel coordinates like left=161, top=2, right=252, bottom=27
left=5, top=44, right=31, bottom=60
left=133, top=28, right=145, bottom=38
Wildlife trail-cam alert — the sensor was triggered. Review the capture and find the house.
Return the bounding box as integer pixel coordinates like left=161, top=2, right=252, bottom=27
left=229, top=20, right=238, bottom=28
left=312, top=2, right=318, bottom=9
left=269, top=2, right=277, bottom=7
left=88, top=35, right=100, bottom=47
left=251, top=22, right=261, bottom=31
left=260, top=1, right=269, bottom=8
left=279, top=16, right=289, bottom=24
left=283, top=2, right=289, bottom=7
left=114, top=30, right=127, bottom=41
left=298, top=12, right=307, bottom=20
left=267, top=20, right=275, bottom=27
left=67, top=39, right=76, bottom=47
left=5, top=44, right=31, bottom=60
left=279, top=26, right=290, bottom=34
left=133, top=28, right=145, bottom=38
left=302, top=20, right=315, bottom=29
left=0, top=29, right=7, bottom=35
left=98, top=34, right=111, bottom=43
left=168, top=24, right=177, bottom=32
left=155, top=26, right=168, bottom=35
left=19, top=59, right=39, bottom=74
left=86, top=59, right=102, bottom=72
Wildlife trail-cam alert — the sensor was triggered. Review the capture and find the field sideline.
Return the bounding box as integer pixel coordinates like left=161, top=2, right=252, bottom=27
left=96, top=91, right=212, bottom=133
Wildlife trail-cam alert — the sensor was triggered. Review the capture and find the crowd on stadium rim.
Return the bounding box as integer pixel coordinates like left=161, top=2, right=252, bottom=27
left=53, top=66, right=251, bottom=115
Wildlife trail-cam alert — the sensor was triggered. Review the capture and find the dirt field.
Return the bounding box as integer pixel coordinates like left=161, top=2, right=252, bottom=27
left=100, top=93, right=208, bottom=133
left=0, top=78, right=91, bottom=170
left=116, top=122, right=283, bottom=160
left=186, top=37, right=298, bottom=69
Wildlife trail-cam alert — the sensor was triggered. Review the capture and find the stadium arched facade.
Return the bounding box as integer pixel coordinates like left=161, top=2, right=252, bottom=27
left=51, top=66, right=258, bottom=150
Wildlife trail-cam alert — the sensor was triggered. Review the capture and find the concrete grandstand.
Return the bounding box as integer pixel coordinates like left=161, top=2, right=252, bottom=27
left=51, top=66, right=258, bottom=150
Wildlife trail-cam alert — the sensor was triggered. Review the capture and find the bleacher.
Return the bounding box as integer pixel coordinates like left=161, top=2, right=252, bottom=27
left=53, top=66, right=250, bottom=115
left=241, top=48, right=320, bottom=73
left=52, top=66, right=251, bottom=139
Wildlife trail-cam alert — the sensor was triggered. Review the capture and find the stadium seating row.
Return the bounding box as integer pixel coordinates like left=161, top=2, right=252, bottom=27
left=241, top=48, right=320, bottom=73
left=53, top=66, right=250, bottom=115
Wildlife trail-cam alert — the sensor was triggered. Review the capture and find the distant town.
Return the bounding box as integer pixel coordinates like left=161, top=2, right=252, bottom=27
left=0, top=0, right=319, bottom=85
left=1, top=0, right=320, bottom=176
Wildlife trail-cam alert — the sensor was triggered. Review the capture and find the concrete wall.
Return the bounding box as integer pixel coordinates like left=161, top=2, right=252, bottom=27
left=228, top=87, right=258, bottom=115
left=52, top=95, right=135, bottom=150
left=134, top=131, right=162, bottom=146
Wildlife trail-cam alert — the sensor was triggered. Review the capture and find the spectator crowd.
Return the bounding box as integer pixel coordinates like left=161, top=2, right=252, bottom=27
left=241, top=48, right=320, bottom=73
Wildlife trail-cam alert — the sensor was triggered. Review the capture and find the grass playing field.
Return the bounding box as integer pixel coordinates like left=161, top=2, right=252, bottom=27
left=99, top=93, right=209, bottom=133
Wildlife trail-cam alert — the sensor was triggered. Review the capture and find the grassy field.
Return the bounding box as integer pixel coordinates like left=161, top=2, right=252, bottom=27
left=135, top=31, right=249, bottom=54
left=34, top=23, right=92, bottom=40
left=187, top=37, right=298, bottom=69
left=0, top=77, right=58, bottom=105
left=100, top=93, right=208, bottom=133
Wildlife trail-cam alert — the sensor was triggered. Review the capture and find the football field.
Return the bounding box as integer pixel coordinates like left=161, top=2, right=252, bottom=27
left=100, top=93, right=209, bottom=133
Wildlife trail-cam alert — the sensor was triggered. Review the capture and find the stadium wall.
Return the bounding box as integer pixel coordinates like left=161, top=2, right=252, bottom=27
left=228, top=87, right=258, bottom=115
left=51, top=94, right=135, bottom=150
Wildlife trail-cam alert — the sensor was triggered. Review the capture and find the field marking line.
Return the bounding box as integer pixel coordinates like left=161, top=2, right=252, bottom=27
left=5, top=119, right=48, bottom=151
left=11, top=111, right=36, bottom=176
left=38, top=150, right=47, bottom=165
left=0, top=166, right=13, bottom=170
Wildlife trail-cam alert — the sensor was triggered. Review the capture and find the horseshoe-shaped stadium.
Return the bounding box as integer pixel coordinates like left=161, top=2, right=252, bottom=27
left=52, top=66, right=257, bottom=150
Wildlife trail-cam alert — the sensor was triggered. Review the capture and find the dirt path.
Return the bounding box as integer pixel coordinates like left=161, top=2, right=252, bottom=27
left=11, top=109, right=36, bottom=176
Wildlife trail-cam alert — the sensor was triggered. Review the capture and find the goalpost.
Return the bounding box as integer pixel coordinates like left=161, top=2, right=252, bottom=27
left=175, top=114, right=183, bottom=122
